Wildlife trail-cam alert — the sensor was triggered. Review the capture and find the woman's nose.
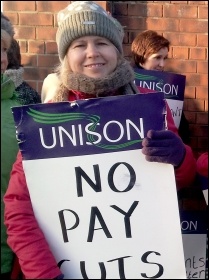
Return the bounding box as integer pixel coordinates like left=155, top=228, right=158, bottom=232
left=86, top=44, right=100, bottom=57
left=159, top=59, right=165, bottom=67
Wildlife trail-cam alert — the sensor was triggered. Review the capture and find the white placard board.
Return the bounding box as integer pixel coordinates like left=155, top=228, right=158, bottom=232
left=12, top=93, right=187, bottom=279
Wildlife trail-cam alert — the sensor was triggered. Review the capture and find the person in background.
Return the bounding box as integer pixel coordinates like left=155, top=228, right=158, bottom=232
left=5, top=38, right=41, bottom=104
left=4, top=2, right=196, bottom=278
left=1, top=12, right=23, bottom=279
left=131, top=30, right=191, bottom=145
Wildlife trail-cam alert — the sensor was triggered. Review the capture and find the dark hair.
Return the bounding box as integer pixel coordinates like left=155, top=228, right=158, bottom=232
left=7, top=39, right=22, bottom=69
left=131, top=30, right=170, bottom=66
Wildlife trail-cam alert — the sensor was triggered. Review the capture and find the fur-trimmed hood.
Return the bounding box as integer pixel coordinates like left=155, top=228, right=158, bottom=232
left=41, top=59, right=139, bottom=102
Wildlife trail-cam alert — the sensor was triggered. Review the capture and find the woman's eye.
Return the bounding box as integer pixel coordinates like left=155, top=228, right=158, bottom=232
left=97, top=42, right=107, bottom=45
left=74, top=44, right=84, bottom=48
left=156, top=56, right=161, bottom=60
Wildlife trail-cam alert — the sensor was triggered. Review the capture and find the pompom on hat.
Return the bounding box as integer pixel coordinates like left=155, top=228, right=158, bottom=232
left=56, top=1, right=124, bottom=61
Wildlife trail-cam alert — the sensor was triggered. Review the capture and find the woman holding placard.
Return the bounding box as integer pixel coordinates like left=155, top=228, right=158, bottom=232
left=4, top=2, right=196, bottom=279
left=131, top=30, right=191, bottom=145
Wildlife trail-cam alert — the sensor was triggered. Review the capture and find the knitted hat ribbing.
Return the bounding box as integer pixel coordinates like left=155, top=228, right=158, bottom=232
left=1, top=13, right=14, bottom=49
left=1, top=12, right=15, bottom=37
left=56, top=1, right=124, bottom=61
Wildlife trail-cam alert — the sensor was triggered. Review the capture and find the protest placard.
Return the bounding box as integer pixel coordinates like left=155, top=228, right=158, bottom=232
left=12, top=93, right=186, bottom=279
left=180, top=211, right=208, bottom=279
left=134, top=68, right=186, bottom=128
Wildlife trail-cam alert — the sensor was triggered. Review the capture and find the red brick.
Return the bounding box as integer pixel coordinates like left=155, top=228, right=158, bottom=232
left=183, top=101, right=188, bottom=111
left=187, top=99, right=205, bottom=111
left=146, top=18, right=179, bottom=31
left=197, top=61, right=208, bottom=73
left=19, top=41, right=27, bottom=53
left=146, top=3, right=163, bottom=17
left=123, top=44, right=132, bottom=57
left=45, top=42, right=58, bottom=54
left=38, top=82, right=44, bottom=94
left=122, top=31, right=129, bottom=44
left=166, top=59, right=197, bottom=74
left=23, top=67, right=39, bottom=80
left=197, top=125, right=208, bottom=137
left=37, top=1, right=69, bottom=12
left=190, top=124, right=206, bottom=138
left=186, top=73, right=201, bottom=86
left=188, top=1, right=207, bottom=4
left=37, top=55, right=59, bottom=67
left=171, top=2, right=188, bottom=3
left=183, top=99, right=189, bottom=110
left=180, top=19, right=208, bottom=32
left=190, top=48, right=207, bottom=60
left=114, top=3, right=128, bottom=16
left=28, top=41, right=45, bottom=54
left=196, top=112, right=208, bottom=124
left=24, top=67, right=50, bottom=81
left=200, top=74, right=208, bottom=86
left=198, top=6, right=208, bottom=18
left=116, top=17, right=146, bottom=30
left=184, top=111, right=196, bottom=123
left=15, top=27, right=36, bottom=40
left=197, top=34, right=208, bottom=47
left=205, top=100, right=208, bottom=111
left=164, top=4, right=197, bottom=18
left=20, top=13, right=53, bottom=26
left=129, top=31, right=145, bottom=44
left=3, top=1, right=36, bottom=11
left=128, top=3, right=147, bottom=17
left=173, top=47, right=189, bottom=59
left=21, top=54, right=37, bottom=67
left=196, top=87, right=208, bottom=99
left=164, top=32, right=197, bottom=47
left=184, top=86, right=196, bottom=99
left=37, top=27, right=57, bottom=41
left=128, top=3, right=163, bottom=17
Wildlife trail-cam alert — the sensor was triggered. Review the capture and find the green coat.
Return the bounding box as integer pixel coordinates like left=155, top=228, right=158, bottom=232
left=1, top=74, right=21, bottom=274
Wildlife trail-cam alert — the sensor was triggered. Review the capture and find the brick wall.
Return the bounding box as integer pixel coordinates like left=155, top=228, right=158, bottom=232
left=3, top=1, right=208, bottom=157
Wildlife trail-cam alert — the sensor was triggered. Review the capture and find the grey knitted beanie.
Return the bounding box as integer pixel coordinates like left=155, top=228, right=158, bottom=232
left=1, top=12, right=15, bottom=37
left=56, top=1, right=124, bottom=61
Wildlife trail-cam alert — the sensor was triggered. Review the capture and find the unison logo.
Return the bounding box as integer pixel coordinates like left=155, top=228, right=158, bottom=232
left=27, top=108, right=144, bottom=150
left=135, top=72, right=179, bottom=97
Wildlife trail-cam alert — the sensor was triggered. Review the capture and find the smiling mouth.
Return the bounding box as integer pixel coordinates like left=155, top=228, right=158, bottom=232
left=84, top=63, right=105, bottom=68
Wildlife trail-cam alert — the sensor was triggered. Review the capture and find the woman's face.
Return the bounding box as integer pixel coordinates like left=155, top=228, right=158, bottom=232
left=66, top=36, right=118, bottom=78
left=1, top=40, right=8, bottom=74
left=140, top=47, right=168, bottom=71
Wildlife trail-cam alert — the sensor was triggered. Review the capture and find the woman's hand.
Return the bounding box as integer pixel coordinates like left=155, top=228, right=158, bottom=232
left=142, top=130, right=186, bottom=167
